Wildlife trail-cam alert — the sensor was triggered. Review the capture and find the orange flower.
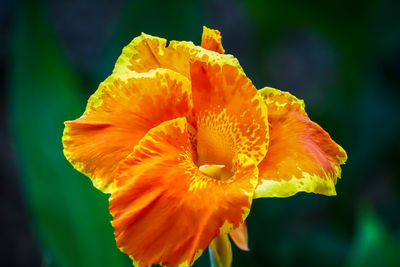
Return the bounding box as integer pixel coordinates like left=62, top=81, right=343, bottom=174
left=62, top=26, right=347, bottom=267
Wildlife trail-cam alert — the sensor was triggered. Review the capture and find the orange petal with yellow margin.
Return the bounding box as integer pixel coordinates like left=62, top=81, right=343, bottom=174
left=254, top=87, right=347, bottom=198
left=201, top=26, right=225, bottom=54
left=229, top=222, right=249, bottom=251
left=113, top=31, right=241, bottom=79
left=190, top=60, right=269, bottom=170
left=62, top=69, right=193, bottom=193
left=109, top=117, right=258, bottom=267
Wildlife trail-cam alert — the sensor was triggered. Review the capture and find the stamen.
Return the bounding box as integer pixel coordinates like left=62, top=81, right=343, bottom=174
left=199, top=164, right=226, bottom=170
left=199, top=164, right=233, bottom=181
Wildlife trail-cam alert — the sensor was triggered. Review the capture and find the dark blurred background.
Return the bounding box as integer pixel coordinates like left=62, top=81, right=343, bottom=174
left=1, top=0, right=400, bottom=266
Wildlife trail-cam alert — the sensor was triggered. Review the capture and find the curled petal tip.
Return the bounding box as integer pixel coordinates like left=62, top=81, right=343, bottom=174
left=229, top=222, right=249, bottom=251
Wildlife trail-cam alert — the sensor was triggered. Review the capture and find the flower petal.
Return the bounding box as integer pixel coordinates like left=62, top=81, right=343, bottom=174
left=190, top=60, right=269, bottom=169
left=201, top=26, right=225, bottom=54
left=229, top=222, right=249, bottom=251
left=254, top=87, right=347, bottom=198
left=209, top=234, right=232, bottom=267
left=113, top=32, right=241, bottom=79
left=62, top=69, right=193, bottom=193
left=110, top=117, right=258, bottom=267
left=113, top=33, right=192, bottom=77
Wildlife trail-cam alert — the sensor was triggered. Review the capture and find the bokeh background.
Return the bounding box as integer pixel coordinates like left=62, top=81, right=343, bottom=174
left=2, top=0, right=400, bottom=266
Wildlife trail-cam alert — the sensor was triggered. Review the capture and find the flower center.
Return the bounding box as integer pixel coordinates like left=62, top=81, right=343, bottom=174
left=198, top=164, right=233, bottom=181
left=195, top=113, right=236, bottom=180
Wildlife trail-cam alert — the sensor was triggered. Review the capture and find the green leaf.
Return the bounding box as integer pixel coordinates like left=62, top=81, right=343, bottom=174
left=9, top=1, right=128, bottom=266
left=347, top=206, right=400, bottom=267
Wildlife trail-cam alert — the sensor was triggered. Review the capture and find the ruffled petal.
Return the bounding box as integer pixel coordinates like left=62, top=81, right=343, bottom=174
left=110, top=117, right=258, bottom=267
left=62, top=69, right=193, bottom=193
left=201, top=26, right=225, bottom=54
left=190, top=60, right=269, bottom=171
left=229, top=222, right=249, bottom=251
left=254, top=87, right=347, bottom=198
left=113, top=32, right=241, bottom=79
left=113, top=33, right=191, bottom=77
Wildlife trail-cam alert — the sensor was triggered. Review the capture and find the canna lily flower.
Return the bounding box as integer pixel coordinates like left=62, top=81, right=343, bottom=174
left=62, top=26, right=347, bottom=267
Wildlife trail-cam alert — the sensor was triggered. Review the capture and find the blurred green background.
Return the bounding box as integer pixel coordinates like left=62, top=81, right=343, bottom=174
left=2, top=0, right=400, bottom=266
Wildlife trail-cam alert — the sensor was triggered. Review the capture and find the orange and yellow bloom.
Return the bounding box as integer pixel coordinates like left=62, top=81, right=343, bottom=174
left=62, top=26, right=347, bottom=267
